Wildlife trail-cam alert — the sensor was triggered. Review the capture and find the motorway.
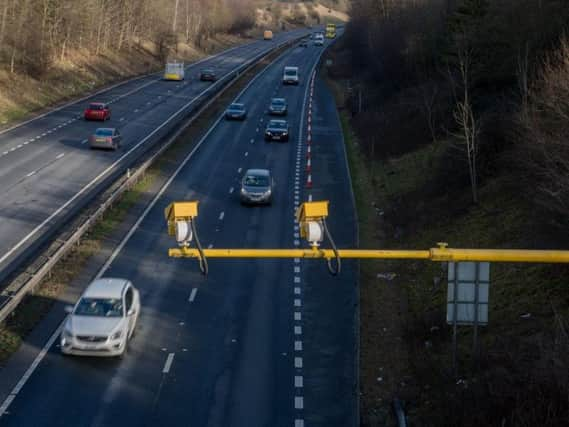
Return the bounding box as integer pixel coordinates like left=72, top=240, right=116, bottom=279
left=0, top=29, right=306, bottom=288
left=0, top=33, right=357, bottom=426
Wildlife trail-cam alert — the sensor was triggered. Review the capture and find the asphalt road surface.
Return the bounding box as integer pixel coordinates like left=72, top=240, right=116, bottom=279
left=0, top=29, right=307, bottom=287
left=0, top=33, right=357, bottom=427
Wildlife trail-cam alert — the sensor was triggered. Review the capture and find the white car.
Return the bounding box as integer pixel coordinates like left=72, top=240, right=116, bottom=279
left=60, top=278, right=140, bottom=357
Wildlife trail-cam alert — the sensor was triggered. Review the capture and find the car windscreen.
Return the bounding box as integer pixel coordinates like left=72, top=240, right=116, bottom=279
left=74, top=297, right=123, bottom=317
left=95, top=129, right=113, bottom=137
left=229, top=104, right=244, bottom=111
left=89, top=104, right=104, bottom=110
left=243, top=175, right=270, bottom=187
left=203, top=69, right=214, bottom=74
left=272, top=99, right=285, bottom=105
left=284, top=70, right=297, bottom=76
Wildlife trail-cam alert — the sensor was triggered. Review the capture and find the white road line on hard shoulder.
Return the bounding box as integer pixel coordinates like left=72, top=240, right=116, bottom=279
left=56, top=153, right=65, bottom=160
left=0, top=36, right=299, bottom=417
left=162, top=353, right=175, bottom=373
left=0, top=318, right=63, bottom=416
left=25, top=171, right=36, bottom=178
left=189, top=288, right=198, bottom=302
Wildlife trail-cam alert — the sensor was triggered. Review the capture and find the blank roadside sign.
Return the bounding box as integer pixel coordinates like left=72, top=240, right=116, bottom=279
left=446, top=262, right=490, bottom=325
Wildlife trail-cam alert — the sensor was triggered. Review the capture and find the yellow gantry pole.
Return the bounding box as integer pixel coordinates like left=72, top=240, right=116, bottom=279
left=165, top=200, right=569, bottom=265
left=168, top=247, right=569, bottom=263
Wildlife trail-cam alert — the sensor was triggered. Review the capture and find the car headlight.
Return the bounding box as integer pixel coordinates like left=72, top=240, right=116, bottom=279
left=266, top=131, right=272, bottom=136
left=63, top=327, right=74, bottom=339
left=282, top=131, right=288, bottom=135
left=265, top=188, right=272, bottom=195
left=240, top=188, right=247, bottom=195
left=111, top=330, right=123, bottom=340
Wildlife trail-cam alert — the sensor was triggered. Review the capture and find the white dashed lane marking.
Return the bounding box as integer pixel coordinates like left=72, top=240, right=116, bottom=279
left=229, top=187, right=234, bottom=194
left=25, top=171, right=36, bottom=178
left=295, top=376, right=304, bottom=387
left=219, top=211, right=225, bottom=221
left=189, top=288, right=198, bottom=302
left=162, top=353, right=175, bottom=374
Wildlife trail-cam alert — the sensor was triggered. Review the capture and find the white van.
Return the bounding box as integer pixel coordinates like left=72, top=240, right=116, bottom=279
left=283, top=66, right=299, bottom=85
left=164, top=61, right=185, bottom=81
left=314, top=34, right=324, bottom=46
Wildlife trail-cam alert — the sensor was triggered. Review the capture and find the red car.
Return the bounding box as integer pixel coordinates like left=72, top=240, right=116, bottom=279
left=84, top=102, right=111, bottom=121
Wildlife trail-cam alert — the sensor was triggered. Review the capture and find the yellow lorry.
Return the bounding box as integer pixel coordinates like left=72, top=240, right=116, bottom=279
left=325, top=23, right=336, bottom=39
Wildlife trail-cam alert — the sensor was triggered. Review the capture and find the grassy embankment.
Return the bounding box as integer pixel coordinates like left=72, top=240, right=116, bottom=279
left=326, top=65, right=569, bottom=426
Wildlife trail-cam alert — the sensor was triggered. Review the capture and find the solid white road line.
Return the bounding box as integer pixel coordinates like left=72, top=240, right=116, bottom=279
left=162, top=353, right=175, bottom=373
left=189, top=288, right=198, bottom=302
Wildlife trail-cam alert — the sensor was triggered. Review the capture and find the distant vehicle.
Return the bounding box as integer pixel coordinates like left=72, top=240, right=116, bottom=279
left=268, top=98, right=288, bottom=116
left=84, top=102, right=111, bottom=121
left=89, top=128, right=122, bottom=151
left=264, top=119, right=289, bottom=142
left=326, top=23, right=337, bottom=38
left=314, top=34, right=324, bottom=46
left=300, top=38, right=309, bottom=47
left=164, top=61, right=185, bottom=81
left=263, top=30, right=274, bottom=40
left=200, top=68, right=217, bottom=82
left=225, top=103, right=247, bottom=120
left=240, top=169, right=273, bottom=205
left=283, top=66, right=299, bottom=85
left=60, top=278, right=140, bottom=357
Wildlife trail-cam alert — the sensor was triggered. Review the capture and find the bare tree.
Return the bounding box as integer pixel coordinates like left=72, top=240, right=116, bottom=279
left=450, top=37, right=480, bottom=203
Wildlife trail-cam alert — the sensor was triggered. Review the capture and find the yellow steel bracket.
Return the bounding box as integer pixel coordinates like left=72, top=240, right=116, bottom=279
left=164, top=201, right=199, bottom=236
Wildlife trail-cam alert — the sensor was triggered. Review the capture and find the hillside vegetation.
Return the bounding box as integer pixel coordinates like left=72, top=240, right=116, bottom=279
left=0, top=0, right=345, bottom=125
left=326, top=0, right=569, bottom=425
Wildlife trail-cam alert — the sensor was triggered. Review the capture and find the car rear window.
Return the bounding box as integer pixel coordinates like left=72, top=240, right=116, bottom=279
left=285, top=70, right=297, bottom=76
left=270, top=121, right=286, bottom=128
left=244, top=175, right=269, bottom=187
left=95, top=129, right=113, bottom=136
left=272, top=99, right=285, bottom=105
left=230, top=104, right=244, bottom=110
left=74, top=298, right=123, bottom=317
left=89, top=104, right=104, bottom=110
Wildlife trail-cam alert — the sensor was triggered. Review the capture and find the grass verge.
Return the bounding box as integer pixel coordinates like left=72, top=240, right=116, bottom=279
left=326, top=58, right=569, bottom=426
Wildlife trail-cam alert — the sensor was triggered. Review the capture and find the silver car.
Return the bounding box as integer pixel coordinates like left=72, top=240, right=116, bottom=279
left=240, top=169, right=273, bottom=205
left=60, top=278, right=140, bottom=358
left=89, top=128, right=122, bottom=150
